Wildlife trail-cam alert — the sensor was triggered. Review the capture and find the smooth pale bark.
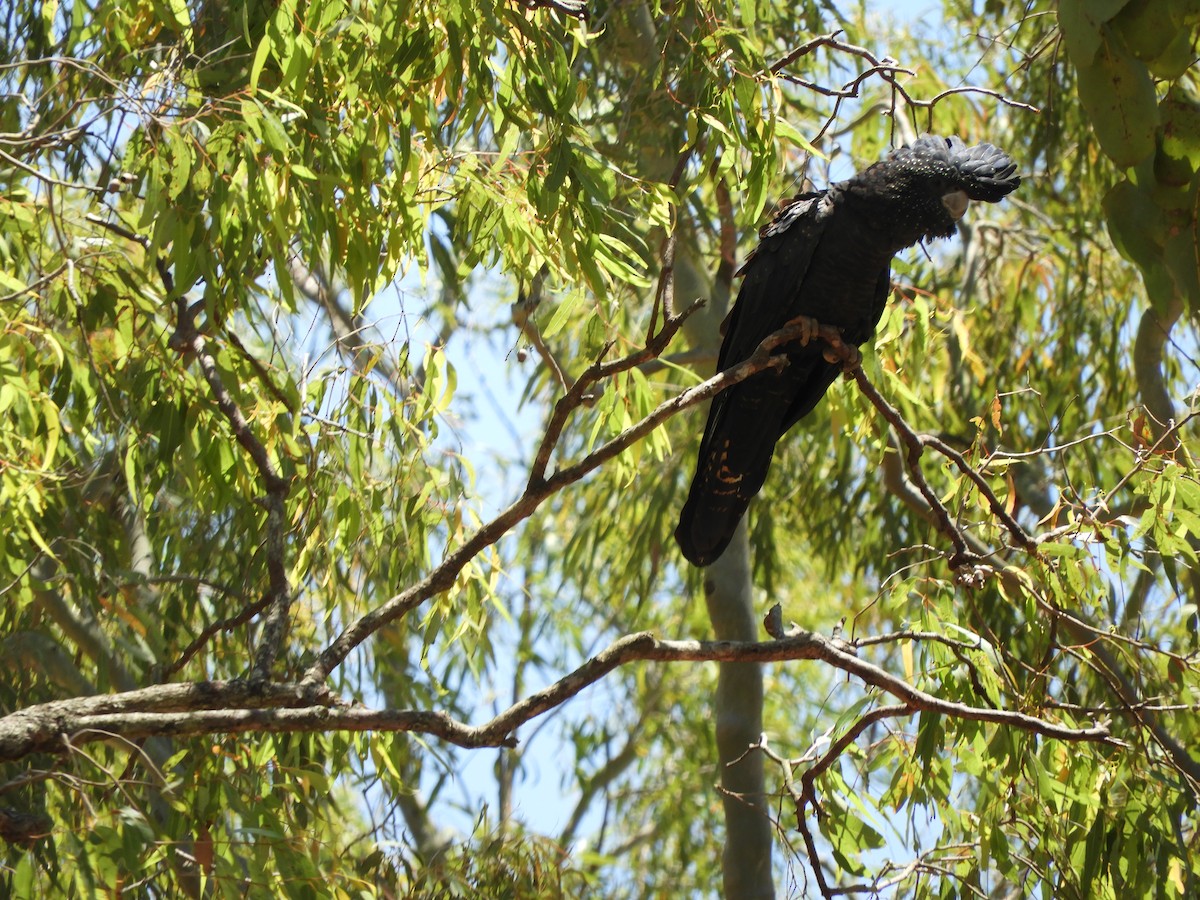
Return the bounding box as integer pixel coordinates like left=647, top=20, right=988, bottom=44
left=675, top=211, right=774, bottom=897
left=704, top=518, right=774, bottom=900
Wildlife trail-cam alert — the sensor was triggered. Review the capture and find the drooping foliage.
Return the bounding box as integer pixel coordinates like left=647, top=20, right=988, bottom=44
left=1, top=0, right=1199, bottom=896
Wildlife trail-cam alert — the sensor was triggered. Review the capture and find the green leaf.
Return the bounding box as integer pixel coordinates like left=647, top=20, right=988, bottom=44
left=739, top=0, right=756, bottom=28
left=1075, top=26, right=1158, bottom=167
left=541, top=289, right=584, bottom=340
left=1110, top=0, right=1178, bottom=63
left=1163, top=225, right=1200, bottom=312
left=544, top=138, right=572, bottom=196
left=1103, top=179, right=1166, bottom=271
left=249, top=32, right=272, bottom=92
left=165, top=0, right=193, bottom=48
left=1058, top=0, right=1134, bottom=66
left=775, top=117, right=821, bottom=158
left=258, top=109, right=292, bottom=152
left=0, top=271, right=26, bottom=294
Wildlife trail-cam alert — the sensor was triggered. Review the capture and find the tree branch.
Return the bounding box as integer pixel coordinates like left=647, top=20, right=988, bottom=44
left=302, top=310, right=829, bottom=684
left=0, top=630, right=1117, bottom=765
left=85, top=213, right=298, bottom=681
left=1133, top=296, right=1184, bottom=443
left=172, top=305, right=293, bottom=681
left=770, top=30, right=1039, bottom=137
left=800, top=704, right=912, bottom=791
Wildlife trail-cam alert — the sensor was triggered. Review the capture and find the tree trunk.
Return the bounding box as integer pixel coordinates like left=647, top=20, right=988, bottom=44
left=704, top=519, right=774, bottom=899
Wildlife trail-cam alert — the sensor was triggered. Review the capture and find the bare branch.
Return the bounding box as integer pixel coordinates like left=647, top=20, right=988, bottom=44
left=917, top=431, right=1038, bottom=553
left=852, top=629, right=984, bottom=653
left=163, top=595, right=275, bottom=678
left=84, top=211, right=149, bottom=247
left=302, top=308, right=823, bottom=685
left=770, top=30, right=1038, bottom=140
left=0, top=630, right=1116, bottom=765
left=800, top=704, right=913, bottom=789
left=0, top=145, right=107, bottom=194
left=0, top=262, right=70, bottom=304
left=646, top=230, right=677, bottom=342
left=75, top=212, right=297, bottom=680
left=180, top=329, right=292, bottom=679
left=847, top=364, right=979, bottom=567
left=0, top=681, right=336, bottom=762
left=923, top=85, right=1040, bottom=115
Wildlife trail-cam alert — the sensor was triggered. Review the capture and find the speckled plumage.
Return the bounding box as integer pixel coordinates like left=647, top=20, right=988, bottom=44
left=675, top=136, right=1020, bottom=567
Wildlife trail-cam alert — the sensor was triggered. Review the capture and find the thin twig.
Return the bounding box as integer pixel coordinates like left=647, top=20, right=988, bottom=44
left=646, top=230, right=676, bottom=343
left=0, top=262, right=70, bottom=304
left=770, top=30, right=1038, bottom=137
left=846, top=364, right=979, bottom=567
left=924, top=85, right=1040, bottom=115
left=167, top=277, right=293, bottom=681
left=0, top=145, right=107, bottom=194
left=853, top=629, right=983, bottom=653
left=511, top=266, right=572, bottom=392
left=163, top=595, right=275, bottom=678
left=84, top=211, right=149, bottom=246
left=918, top=431, right=1038, bottom=553
left=801, top=704, right=913, bottom=788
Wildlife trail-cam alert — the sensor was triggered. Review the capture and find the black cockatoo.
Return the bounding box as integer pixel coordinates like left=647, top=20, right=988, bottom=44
left=675, top=135, right=1020, bottom=567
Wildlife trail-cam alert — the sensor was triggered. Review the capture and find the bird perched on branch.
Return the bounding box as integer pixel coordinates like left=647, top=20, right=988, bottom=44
left=675, top=135, right=1020, bottom=567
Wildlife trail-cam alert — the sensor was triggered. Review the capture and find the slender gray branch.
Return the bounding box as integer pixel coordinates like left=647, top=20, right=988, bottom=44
left=302, top=308, right=829, bottom=684
left=173, top=310, right=292, bottom=681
